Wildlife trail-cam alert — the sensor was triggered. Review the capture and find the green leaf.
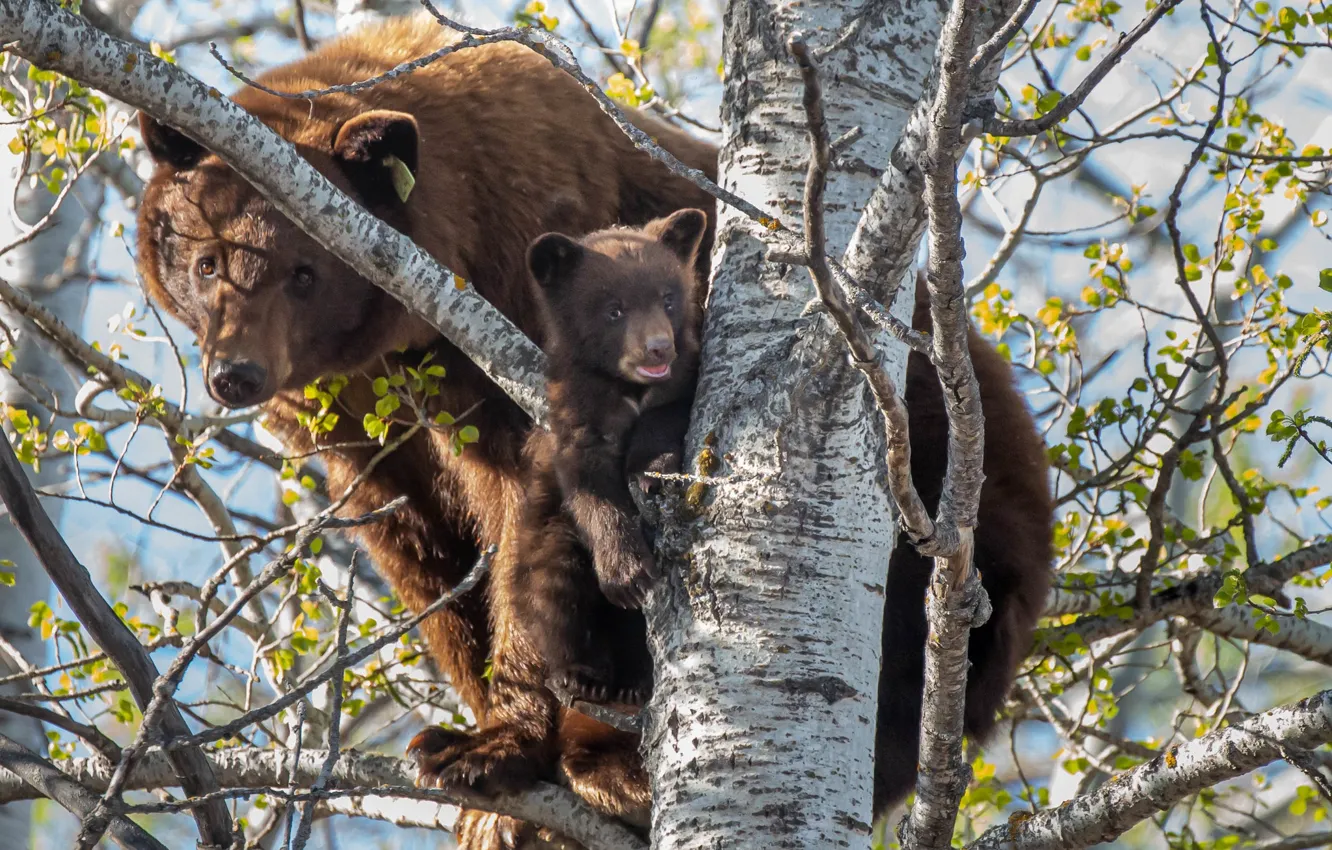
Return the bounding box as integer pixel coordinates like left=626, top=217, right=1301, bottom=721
left=375, top=394, right=400, bottom=418
left=372, top=377, right=389, bottom=396
left=459, top=425, right=480, bottom=444
left=1320, top=269, right=1332, bottom=292
left=0, top=571, right=15, bottom=587
left=1036, top=90, right=1063, bottom=115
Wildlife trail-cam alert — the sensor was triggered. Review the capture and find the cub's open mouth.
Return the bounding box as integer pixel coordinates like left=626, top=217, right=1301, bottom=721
left=636, top=363, right=672, bottom=380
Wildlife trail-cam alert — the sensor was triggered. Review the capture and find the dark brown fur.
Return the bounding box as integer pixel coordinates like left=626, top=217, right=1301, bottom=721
left=403, top=214, right=705, bottom=831
left=134, top=14, right=1049, bottom=836
left=413, top=274, right=1052, bottom=835
left=523, top=211, right=705, bottom=696
left=871, top=278, right=1054, bottom=811
left=133, top=16, right=714, bottom=845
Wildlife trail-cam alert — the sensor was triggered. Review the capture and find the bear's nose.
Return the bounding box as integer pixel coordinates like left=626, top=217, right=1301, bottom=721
left=208, top=359, right=268, bottom=407
left=645, top=335, right=675, bottom=364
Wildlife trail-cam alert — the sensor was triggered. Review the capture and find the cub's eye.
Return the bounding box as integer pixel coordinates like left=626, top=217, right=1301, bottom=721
left=290, top=266, right=316, bottom=295
left=196, top=257, right=217, bottom=278
left=607, top=304, right=624, bottom=322
left=662, top=292, right=675, bottom=312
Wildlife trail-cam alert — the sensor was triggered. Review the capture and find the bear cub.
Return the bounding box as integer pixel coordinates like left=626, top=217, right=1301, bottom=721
left=514, top=208, right=707, bottom=702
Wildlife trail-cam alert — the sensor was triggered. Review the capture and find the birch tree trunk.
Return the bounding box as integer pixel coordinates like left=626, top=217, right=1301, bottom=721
left=644, top=2, right=951, bottom=846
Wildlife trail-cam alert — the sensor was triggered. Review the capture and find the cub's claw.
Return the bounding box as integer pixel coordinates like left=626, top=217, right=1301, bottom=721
left=407, top=725, right=540, bottom=794
left=548, top=664, right=617, bottom=705
left=596, top=546, right=660, bottom=609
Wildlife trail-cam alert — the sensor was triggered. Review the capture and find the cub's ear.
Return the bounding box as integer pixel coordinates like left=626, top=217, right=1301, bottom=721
left=646, top=208, right=708, bottom=265
left=139, top=114, right=205, bottom=170
left=527, top=233, right=584, bottom=292
left=332, top=111, right=420, bottom=207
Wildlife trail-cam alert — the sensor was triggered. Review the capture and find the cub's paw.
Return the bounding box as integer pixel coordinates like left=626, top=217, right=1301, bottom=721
left=595, top=544, right=660, bottom=609
left=635, top=450, right=683, bottom=496
left=407, top=725, right=540, bottom=794
left=547, top=663, right=618, bottom=704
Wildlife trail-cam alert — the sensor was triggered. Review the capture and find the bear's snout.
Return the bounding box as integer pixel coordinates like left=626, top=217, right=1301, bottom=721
left=207, top=359, right=269, bottom=408
left=644, top=334, right=675, bottom=365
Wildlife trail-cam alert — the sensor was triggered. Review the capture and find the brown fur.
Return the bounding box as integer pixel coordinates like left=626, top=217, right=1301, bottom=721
left=413, top=272, right=1052, bottom=836
left=522, top=213, right=705, bottom=700
left=871, top=278, right=1054, bottom=810
left=135, top=14, right=1049, bottom=836
left=407, top=214, right=704, bottom=829
left=133, top=16, right=714, bottom=846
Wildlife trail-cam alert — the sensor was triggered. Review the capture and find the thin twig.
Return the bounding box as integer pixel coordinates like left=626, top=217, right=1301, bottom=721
left=0, top=733, right=165, bottom=850
left=0, top=435, right=234, bottom=848
left=985, top=0, right=1184, bottom=136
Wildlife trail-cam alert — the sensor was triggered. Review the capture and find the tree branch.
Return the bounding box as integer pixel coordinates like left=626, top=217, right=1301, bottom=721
left=840, top=0, right=1019, bottom=301
left=0, top=433, right=234, bottom=847
left=899, top=0, right=986, bottom=843
left=1042, top=539, right=1332, bottom=653
left=0, top=733, right=166, bottom=850
left=968, top=689, right=1332, bottom=850
left=984, top=0, right=1184, bottom=137
left=0, top=697, right=122, bottom=761
left=0, top=746, right=646, bottom=850
left=0, top=0, right=548, bottom=421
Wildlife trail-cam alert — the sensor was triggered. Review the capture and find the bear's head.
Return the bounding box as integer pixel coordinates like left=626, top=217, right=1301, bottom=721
left=135, top=110, right=431, bottom=409
left=526, top=208, right=707, bottom=386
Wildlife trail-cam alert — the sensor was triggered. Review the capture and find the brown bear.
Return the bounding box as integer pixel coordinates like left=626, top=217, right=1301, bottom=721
left=135, top=10, right=1051, bottom=841
left=133, top=13, right=715, bottom=846
left=520, top=209, right=707, bottom=697
left=412, top=265, right=1053, bottom=839
left=407, top=211, right=706, bottom=833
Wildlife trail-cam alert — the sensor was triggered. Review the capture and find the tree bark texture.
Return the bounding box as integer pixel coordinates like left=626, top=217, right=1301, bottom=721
left=643, top=1, right=949, bottom=847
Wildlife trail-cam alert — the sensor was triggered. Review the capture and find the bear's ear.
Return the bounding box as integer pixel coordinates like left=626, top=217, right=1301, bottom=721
left=646, top=208, right=708, bottom=265
left=527, top=233, right=584, bottom=291
left=332, top=111, right=420, bottom=207
left=139, top=114, right=205, bottom=170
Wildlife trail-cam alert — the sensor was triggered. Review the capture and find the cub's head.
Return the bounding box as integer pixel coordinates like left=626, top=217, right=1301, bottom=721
left=526, top=209, right=707, bottom=385
left=135, top=109, right=431, bottom=408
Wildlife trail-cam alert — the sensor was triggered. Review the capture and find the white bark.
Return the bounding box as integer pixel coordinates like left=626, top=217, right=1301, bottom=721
left=642, top=2, right=947, bottom=846
left=968, top=688, right=1332, bottom=850
left=0, top=746, right=645, bottom=850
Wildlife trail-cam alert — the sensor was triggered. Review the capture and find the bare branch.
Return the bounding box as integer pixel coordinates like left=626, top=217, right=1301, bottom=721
left=0, top=697, right=121, bottom=760
left=984, top=0, right=1184, bottom=137
left=969, top=689, right=1332, bottom=850
left=0, top=433, right=234, bottom=847
left=0, top=746, right=647, bottom=850
left=0, top=733, right=166, bottom=850
left=969, top=0, right=1039, bottom=76
left=899, top=0, right=986, bottom=842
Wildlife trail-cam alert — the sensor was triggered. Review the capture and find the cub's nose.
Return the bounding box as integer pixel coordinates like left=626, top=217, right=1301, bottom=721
left=207, top=359, right=268, bottom=407
left=644, top=335, right=675, bottom=364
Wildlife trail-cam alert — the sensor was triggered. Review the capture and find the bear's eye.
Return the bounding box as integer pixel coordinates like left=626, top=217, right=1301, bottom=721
left=196, top=257, right=217, bottom=278
left=662, top=292, right=675, bottom=312
left=606, top=304, right=623, bottom=322
left=290, top=266, right=316, bottom=296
